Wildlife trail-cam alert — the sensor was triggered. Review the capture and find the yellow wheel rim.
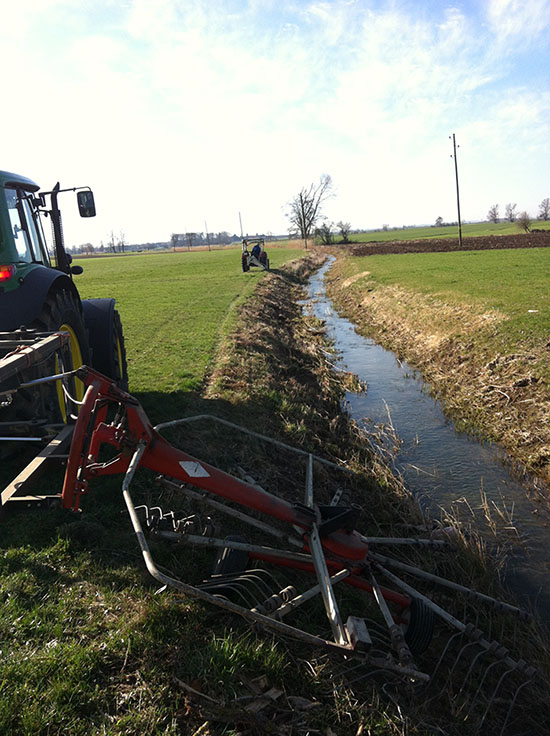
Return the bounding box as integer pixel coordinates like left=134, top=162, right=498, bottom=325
left=56, top=323, right=85, bottom=423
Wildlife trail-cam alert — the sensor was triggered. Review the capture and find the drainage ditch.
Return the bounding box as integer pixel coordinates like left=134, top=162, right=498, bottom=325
left=304, top=258, right=550, bottom=621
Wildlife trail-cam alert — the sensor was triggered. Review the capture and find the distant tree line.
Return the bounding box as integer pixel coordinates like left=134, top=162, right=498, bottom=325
left=486, top=198, right=550, bottom=230
left=170, top=231, right=241, bottom=250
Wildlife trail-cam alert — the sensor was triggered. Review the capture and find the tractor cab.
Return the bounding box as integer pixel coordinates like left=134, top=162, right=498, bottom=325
left=0, top=170, right=96, bottom=288
left=241, top=237, right=269, bottom=272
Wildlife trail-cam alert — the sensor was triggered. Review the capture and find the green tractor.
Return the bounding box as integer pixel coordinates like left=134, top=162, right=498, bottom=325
left=0, top=169, right=128, bottom=428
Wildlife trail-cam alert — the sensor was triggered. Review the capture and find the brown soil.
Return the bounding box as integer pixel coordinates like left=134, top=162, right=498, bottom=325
left=342, top=231, right=550, bottom=257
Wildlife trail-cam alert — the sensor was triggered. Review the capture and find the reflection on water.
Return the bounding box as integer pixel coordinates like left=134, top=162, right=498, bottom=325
left=304, top=258, right=550, bottom=619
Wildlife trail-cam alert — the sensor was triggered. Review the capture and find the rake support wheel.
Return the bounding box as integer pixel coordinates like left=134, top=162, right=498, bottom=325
left=403, top=597, right=435, bottom=655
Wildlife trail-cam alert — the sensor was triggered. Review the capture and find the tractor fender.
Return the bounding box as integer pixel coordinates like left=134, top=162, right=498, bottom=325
left=81, top=298, right=121, bottom=378
left=0, top=267, right=81, bottom=331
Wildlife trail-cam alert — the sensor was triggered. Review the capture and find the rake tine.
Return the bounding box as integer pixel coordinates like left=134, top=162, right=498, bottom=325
left=477, top=665, right=516, bottom=732
left=201, top=581, right=258, bottom=608
left=375, top=563, right=524, bottom=673
left=499, top=676, right=535, bottom=736
left=457, top=645, right=492, bottom=699
left=447, top=640, right=480, bottom=686
left=233, top=572, right=275, bottom=599
left=466, top=658, right=507, bottom=720
left=430, top=630, right=465, bottom=682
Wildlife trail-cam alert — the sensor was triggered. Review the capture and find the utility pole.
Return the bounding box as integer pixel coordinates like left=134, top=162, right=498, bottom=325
left=205, top=220, right=211, bottom=251
left=238, top=212, right=243, bottom=239
left=450, top=133, right=463, bottom=248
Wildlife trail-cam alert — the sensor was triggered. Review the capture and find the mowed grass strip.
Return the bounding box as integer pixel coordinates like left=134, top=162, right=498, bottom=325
left=75, top=247, right=304, bottom=401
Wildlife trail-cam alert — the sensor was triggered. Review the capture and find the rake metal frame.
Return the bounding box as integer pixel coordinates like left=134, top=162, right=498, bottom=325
left=55, top=365, right=535, bottom=690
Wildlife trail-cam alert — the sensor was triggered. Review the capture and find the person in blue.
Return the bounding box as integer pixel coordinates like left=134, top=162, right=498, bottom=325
left=251, top=242, right=261, bottom=259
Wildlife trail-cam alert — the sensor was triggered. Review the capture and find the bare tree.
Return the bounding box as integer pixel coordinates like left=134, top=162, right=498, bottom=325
left=286, top=174, right=333, bottom=249
left=337, top=220, right=351, bottom=243
left=517, top=211, right=531, bottom=232
left=185, top=232, right=196, bottom=250
left=170, top=233, right=180, bottom=251
left=538, top=197, right=550, bottom=220
left=505, top=203, right=517, bottom=222
left=108, top=230, right=117, bottom=253
left=118, top=230, right=126, bottom=253
left=315, top=219, right=334, bottom=245
left=487, top=204, right=499, bottom=223
left=435, top=216, right=444, bottom=227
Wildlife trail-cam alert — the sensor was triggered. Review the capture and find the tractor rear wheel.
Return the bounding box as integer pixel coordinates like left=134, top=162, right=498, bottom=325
left=106, top=308, right=128, bottom=391
left=31, top=288, right=90, bottom=422
left=85, top=305, right=128, bottom=391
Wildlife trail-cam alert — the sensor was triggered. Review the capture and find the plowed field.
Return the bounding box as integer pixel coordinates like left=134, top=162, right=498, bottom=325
left=345, top=231, right=550, bottom=257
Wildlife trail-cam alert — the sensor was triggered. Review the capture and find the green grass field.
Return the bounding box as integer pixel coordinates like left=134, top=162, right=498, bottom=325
left=75, top=246, right=304, bottom=419
left=348, top=246, right=550, bottom=351
left=3, top=247, right=550, bottom=734
left=352, top=221, right=550, bottom=242
left=354, top=221, right=543, bottom=241
left=1, top=247, right=311, bottom=735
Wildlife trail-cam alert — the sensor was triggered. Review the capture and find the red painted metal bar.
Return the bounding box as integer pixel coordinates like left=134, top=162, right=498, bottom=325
left=62, top=367, right=369, bottom=563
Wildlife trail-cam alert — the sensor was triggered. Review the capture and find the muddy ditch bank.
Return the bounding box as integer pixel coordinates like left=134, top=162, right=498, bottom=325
left=332, top=231, right=550, bottom=257
left=197, top=255, right=550, bottom=735
left=324, top=254, right=550, bottom=495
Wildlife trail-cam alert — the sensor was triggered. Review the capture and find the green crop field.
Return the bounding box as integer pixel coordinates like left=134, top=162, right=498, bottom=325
left=75, top=246, right=304, bottom=419
left=349, top=246, right=550, bottom=347
left=351, top=221, right=550, bottom=242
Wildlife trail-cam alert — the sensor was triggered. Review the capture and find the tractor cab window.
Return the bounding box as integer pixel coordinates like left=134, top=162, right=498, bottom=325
left=5, top=187, right=32, bottom=262
left=4, top=186, right=49, bottom=265
left=20, top=196, right=49, bottom=265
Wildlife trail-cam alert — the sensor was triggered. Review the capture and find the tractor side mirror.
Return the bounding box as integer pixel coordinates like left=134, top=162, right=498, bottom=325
left=70, top=265, right=84, bottom=275
left=77, top=190, right=96, bottom=218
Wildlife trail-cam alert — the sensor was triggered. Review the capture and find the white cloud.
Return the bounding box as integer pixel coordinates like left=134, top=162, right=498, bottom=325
left=487, top=0, right=550, bottom=38
left=0, top=0, right=548, bottom=241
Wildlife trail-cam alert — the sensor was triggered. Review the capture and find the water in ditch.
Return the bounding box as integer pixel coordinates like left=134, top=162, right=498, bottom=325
left=304, top=258, right=550, bottom=620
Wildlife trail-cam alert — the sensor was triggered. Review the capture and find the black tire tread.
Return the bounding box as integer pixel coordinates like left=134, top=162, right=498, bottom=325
left=403, top=597, right=435, bottom=655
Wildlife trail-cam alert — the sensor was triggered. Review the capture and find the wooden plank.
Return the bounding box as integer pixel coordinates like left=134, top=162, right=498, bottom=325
left=1, top=424, right=74, bottom=505
left=0, top=333, right=69, bottom=384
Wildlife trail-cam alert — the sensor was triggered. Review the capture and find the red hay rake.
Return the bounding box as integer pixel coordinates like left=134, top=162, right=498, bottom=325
left=2, top=343, right=543, bottom=733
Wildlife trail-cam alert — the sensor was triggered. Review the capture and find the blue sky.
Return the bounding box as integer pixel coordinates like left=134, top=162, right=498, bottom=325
left=1, top=0, right=549, bottom=245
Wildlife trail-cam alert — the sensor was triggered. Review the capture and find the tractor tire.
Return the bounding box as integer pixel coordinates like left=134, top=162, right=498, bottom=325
left=107, top=308, right=128, bottom=391
left=242, top=256, right=249, bottom=272
left=30, top=288, right=91, bottom=423
left=402, top=597, right=435, bottom=655
left=83, top=301, right=128, bottom=391
left=212, top=535, right=249, bottom=575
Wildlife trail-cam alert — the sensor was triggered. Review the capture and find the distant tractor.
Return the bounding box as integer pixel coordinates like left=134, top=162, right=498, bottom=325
left=241, top=237, right=269, bottom=272
left=0, top=169, right=128, bottom=429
